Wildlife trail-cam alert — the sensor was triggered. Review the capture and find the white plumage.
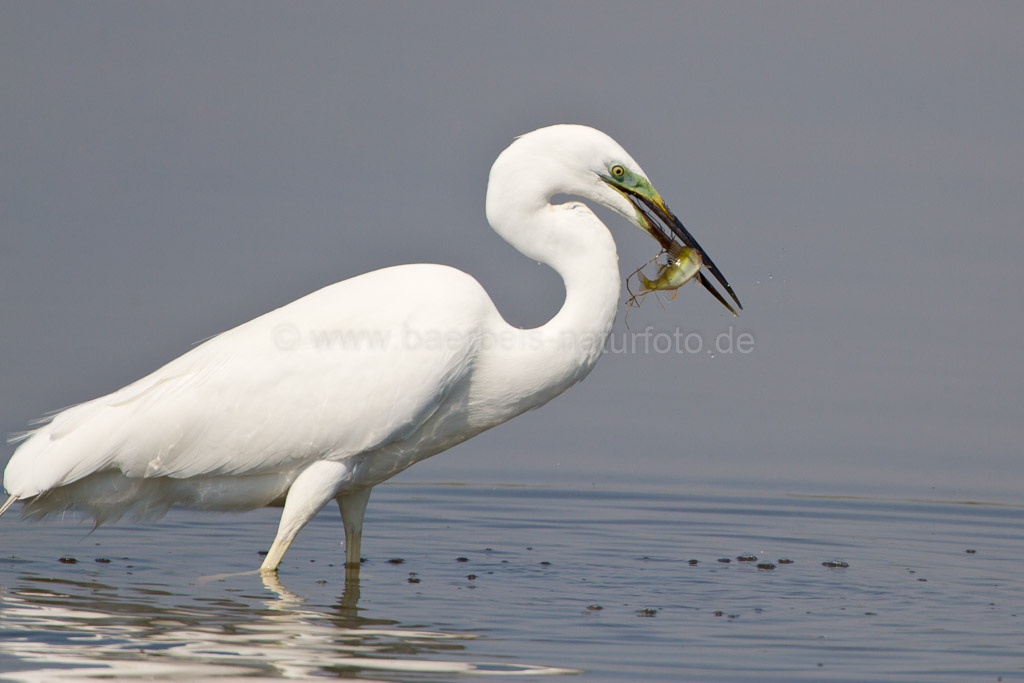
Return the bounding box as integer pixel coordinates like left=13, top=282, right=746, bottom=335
left=2, top=125, right=739, bottom=573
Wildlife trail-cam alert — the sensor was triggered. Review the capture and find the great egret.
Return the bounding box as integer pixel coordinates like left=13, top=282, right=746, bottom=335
left=1, top=125, right=740, bottom=573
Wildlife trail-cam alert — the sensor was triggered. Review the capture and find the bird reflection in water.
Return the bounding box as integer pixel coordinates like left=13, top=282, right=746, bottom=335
left=0, top=568, right=577, bottom=679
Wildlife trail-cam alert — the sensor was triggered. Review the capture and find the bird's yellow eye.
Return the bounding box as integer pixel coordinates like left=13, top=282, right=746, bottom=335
left=610, top=164, right=626, bottom=178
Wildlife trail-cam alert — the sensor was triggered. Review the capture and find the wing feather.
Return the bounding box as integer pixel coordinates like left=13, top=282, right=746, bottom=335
left=4, top=264, right=492, bottom=498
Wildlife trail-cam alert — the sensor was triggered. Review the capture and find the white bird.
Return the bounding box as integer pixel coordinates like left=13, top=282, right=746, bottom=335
left=1, top=125, right=740, bottom=573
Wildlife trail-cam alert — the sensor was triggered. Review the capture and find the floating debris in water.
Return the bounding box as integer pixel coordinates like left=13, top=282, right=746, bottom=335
left=966, top=549, right=977, bottom=554
left=737, top=554, right=757, bottom=562
left=757, top=563, right=776, bottom=570
left=467, top=574, right=477, bottom=580
left=636, top=608, right=659, bottom=617
left=822, top=560, right=849, bottom=568
left=58, top=557, right=77, bottom=564
left=456, top=557, right=469, bottom=562
left=387, top=558, right=405, bottom=564
left=777, top=558, right=794, bottom=565
left=717, top=558, right=732, bottom=564
left=94, top=557, right=111, bottom=563
left=586, top=604, right=603, bottom=611
left=688, top=559, right=699, bottom=565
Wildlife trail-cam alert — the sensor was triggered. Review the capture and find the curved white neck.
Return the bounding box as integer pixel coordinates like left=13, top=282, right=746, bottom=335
left=480, top=190, right=621, bottom=417
left=523, top=201, right=621, bottom=369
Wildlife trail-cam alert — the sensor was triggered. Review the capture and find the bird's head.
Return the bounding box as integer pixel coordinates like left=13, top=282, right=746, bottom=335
left=488, top=124, right=741, bottom=315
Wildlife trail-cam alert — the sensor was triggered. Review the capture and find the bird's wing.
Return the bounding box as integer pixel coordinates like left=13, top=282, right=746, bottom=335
left=4, top=264, right=495, bottom=497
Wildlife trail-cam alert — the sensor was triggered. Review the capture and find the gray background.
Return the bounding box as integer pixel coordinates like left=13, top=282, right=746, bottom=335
left=2, top=2, right=1021, bottom=500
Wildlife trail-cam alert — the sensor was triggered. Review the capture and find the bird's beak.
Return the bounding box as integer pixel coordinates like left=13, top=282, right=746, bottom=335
left=602, top=177, right=743, bottom=315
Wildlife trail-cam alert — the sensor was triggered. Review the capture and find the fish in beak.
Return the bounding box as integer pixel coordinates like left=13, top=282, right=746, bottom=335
left=601, top=169, right=742, bottom=315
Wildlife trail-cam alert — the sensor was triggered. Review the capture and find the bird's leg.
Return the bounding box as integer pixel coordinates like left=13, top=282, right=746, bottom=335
left=260, top=460, right=351, bottom=573
left=337, top=487, right=372, bottom=568
left=0, top=494, right=18, bottom=518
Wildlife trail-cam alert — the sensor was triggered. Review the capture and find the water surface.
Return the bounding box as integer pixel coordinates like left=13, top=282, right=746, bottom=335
left=2, top=483, right=1022, bottom=680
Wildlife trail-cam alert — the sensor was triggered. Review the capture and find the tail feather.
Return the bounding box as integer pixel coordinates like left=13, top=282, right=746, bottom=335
left=4, top=401, right=124, bottom=499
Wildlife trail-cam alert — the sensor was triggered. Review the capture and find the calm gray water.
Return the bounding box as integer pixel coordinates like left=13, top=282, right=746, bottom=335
left=1, top=483, right=1022, bottom=681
